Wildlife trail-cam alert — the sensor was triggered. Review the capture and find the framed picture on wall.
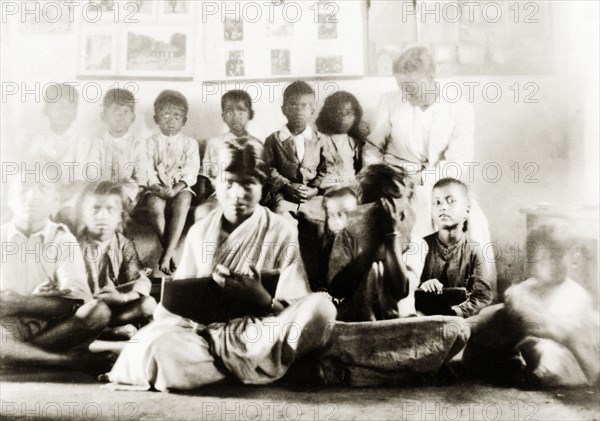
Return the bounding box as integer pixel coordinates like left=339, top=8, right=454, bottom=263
left=79, top=28, right=118, bottom=76
left=77, top=2, right=194, bottom=79
left=121, top=27, right=193, bottom=78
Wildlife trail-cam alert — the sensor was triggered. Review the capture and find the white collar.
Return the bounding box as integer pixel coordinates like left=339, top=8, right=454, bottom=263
left=105, top=130, right=132, bottom=142
left=157, top=131, right=183, bottom=141
left=279, top=125, right=313, bottom=142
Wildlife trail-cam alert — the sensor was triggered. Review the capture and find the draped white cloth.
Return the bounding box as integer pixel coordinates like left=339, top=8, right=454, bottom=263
left=106, top=206, right=335, bottom=392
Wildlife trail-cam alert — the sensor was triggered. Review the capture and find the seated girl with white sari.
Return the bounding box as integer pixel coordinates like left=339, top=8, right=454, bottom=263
left=103, top=141, right=337, bottom=392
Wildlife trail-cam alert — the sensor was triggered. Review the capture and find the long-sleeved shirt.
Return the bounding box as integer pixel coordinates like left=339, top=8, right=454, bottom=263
left=146, top=131, right=200, bottom=189
left=419, top=232, right=492, bottom=317
left=263, top=125, right=333, bottom=194
left=84, top=131, right=148, bottom=203
left=363, top=90, right=474, bottom=186
left=78, top=231, right=151, bottom=296
left=1, top=220, right=92, bottom=302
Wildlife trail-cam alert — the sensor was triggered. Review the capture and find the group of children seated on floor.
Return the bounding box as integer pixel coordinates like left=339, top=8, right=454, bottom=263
left=1, top=80, right=598, bottom=388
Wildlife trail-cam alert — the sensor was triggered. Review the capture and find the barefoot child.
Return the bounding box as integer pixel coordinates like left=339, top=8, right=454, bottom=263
left=417, top=178, right=493, bottom=317
left=0, top=173, right=111, bottom=368
left=144, top=90, right=200, bottom=274
left=316, top=91, right=365, bottom=187
left=78, top=182, right=157, bottom=334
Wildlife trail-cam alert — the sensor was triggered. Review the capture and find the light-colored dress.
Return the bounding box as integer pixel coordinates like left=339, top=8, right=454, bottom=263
left=106, top=206, right=335, bottom=392
left=319, top=133, right=360, bottom=188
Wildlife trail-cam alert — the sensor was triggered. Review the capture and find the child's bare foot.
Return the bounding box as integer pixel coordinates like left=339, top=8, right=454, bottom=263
left=159, top=252, right=177, bottom=275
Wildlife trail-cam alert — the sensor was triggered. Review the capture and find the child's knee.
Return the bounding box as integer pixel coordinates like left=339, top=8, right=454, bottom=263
left=173, top=191, right=193, bottom=207
left=307, top=293, right=337, bottom=324
left=139, top=296, right=158, bottom=317
left=76, top=300, right=111, bottom=331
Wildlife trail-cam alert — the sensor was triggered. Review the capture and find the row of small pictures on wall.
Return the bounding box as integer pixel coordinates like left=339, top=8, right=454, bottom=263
left=225, top=50, right=343, bottom=78
left=223, top=14, right=339, bottom=42
left=81, top=26, right=346, bottom=79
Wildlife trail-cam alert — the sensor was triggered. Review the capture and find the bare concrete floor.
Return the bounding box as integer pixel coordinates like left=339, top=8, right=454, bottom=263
left=1, top=370, right=599, bottom=420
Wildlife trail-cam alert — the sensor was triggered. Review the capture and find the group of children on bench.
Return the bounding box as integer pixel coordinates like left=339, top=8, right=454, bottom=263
left=1, top=76, right=597, bottom=389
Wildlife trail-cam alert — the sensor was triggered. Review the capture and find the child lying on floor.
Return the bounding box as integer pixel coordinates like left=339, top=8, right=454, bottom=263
left=77, top=182, right=157, bottom=339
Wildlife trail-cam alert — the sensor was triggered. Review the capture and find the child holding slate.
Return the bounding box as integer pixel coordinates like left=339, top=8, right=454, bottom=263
left=417, top=178, right=493, bottom=317
left=78, top=182, right=157, bottom=336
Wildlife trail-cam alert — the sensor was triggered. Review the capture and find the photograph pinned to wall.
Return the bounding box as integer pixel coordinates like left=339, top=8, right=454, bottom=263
left=158, top=0, right=193, bottom=19
left=271, top=49, right=291, bottom=75
left=226, top=51, right=245, bottom=77
left=224, top=17, right=244, bottom=41
left=316, top=55, right=343, bottom=75
left=79, top=29, right=118, bottom=76
left=367, top=0, right=418, bottom=76
left=318, top=13, right=338, bottom=39
left=18, top=0, right=74, bottom=34
left=123, top=27, right=193, bottom=77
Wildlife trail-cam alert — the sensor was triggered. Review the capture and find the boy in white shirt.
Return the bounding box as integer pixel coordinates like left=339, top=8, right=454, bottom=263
left=1, top=173, right=112, bottom=368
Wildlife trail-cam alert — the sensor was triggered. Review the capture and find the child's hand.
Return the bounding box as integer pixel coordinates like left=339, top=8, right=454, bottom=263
left=304, top=186, right=318, bottom=200
left=95, top=287, right=127, bottom=305
left=167, top=182, right=186, bottom=199
left=283, top=183, right=308, bottom=203
left=420, top=279, right=444, bottom=294
left=150, top=184, right=166, bottom=197
left=379, top=197, right=406, bottom=237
